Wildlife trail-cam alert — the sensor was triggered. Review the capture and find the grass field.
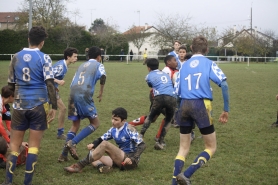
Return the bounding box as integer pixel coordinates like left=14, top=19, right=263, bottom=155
left=0, top=60, right=278, bottom=185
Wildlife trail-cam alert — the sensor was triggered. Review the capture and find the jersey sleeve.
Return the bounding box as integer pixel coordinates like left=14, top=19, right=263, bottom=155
left=98, top=64, right=106, bottom=76
left=145, top=74, right=152, bottom=88
left=127, top=125, right=143, bottom=145
left=100, top=128, right=113, bottom=141
left=43, top=54, right=54, bottom=81
left=7, top=54, right=17, bottom=84
left=210, top=62, right=227, bottom=86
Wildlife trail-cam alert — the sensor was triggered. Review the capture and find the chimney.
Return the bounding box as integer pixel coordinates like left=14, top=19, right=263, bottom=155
left=145, top=23, right=148, bottom=30
left=233, top=25, right=236, bottom=36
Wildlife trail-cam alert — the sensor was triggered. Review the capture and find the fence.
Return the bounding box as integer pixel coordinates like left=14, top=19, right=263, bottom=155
left=0, top=54, right=277, bottom=66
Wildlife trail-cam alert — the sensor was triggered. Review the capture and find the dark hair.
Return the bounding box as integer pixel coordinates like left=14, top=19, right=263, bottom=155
left=164, top=55, right=175, bottom=65
left=178, top=45, right=187, bottom=51
left=64, top=47, right=78, bottom=60
left=112, top=107, right=127, bottom=121
left=146, top=58, right=159, bottom=70
left=88, top=46, right=101, bottom=59
left=0, top=137, right=7, bottom=155
left=174, top=40, right=181, bottom=45
left=28, top=26, right=48, bottom=46
left=185, top=53, right=192, bottom=60
left=191, top=36, right=208, bottom=54
left=1, top=85, right=14, bottom=98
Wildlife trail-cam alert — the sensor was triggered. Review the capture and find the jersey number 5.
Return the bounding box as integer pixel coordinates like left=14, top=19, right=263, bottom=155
left=78, top=71, right=85, bottom=85
left=184, top=73, right=202, bottom=90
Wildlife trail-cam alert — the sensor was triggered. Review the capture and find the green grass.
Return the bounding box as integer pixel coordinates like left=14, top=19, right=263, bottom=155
left=0, top=60, right=278, bottom=185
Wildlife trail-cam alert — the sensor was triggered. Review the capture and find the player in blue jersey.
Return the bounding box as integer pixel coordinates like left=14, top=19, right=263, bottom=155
left=2, top=26, right=57, bottom=185
left=52, top=47, right=78, bottom=140
left=58, top=46, right=106, bottom=162
left=172, top=36, right=230, bottom=185
left=63, top=107, right=146, bottom=173
left=129, top=56, right=178, bottom=146
left=140, top=58, right=176, bottom=150
left=168, top=40, right=182, bottom=69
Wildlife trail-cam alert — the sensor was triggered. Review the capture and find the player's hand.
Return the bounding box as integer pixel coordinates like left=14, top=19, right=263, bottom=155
left=218, top=111, right=228, bottom=124
left=123, top=157, right=132, bottom=165
left=47, top=109, right=56, bottom=124
left=22, top=142, right=28, bottom=147
left=87, top=143, right=94, bottom=150
left=58, top=80, right=65, bottom=86
left=276, top=94, right=278, bottom=100
left=97, top=94, right=102, bottom=102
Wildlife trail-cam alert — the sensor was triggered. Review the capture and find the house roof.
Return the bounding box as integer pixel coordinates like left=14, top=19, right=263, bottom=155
left=0, top=12, right=21, bottom=23
left=123, top=25, right=155, bottom=35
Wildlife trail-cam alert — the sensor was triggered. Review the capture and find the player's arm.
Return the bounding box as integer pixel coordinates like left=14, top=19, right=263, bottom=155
left=132, top=141, right=146, bottom=159
left=219, top=80, right=229, bottom=123
left=54, top=78, right=65, bottom=86
left=0, top=116, right=10, bottom=143
left=97, top=75, right=106, bottom=102
left=45, top=79, right=57, bottom=110
left=88, top=137, right=103, bottom=150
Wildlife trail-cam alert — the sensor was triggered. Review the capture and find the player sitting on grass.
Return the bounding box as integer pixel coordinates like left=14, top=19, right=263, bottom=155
left=64, top=107, right=146, bottom=173
left=271, top=94, right=278, bottom=127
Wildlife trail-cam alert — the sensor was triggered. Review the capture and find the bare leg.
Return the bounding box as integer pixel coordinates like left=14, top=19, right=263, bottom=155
left=57, top=98, right=66, bottom=129
left=91, top=141, right=125, bottom=167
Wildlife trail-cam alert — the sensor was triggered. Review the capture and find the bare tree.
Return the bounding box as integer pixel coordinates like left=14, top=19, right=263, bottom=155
left=59, top=19, right=83, bottom=48
left=152, top=13, right=194, bottom=48
left=19, top=0, right=69, bottom=29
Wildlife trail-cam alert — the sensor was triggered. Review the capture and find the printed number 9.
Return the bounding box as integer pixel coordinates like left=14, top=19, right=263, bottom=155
left=161, top=76, right=168, bottom=83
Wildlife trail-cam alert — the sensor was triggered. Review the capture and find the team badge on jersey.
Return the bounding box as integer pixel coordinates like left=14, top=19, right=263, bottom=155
left=23, top=54, right=32, bottom=62
left=190, top=60, right=199, bottom=68
left=121, top=136, right=127, bottom=142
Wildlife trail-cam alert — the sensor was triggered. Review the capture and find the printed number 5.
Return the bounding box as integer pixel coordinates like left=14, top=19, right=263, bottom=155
left=78, top=72, right=85, bottom=85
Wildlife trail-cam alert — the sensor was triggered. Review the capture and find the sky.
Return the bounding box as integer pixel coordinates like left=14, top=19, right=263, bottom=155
left=1, top=0, right=277, bottom=36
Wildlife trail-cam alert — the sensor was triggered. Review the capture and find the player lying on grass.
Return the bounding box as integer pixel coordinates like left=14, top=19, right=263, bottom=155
left=64, top=107, right=146, bottom=173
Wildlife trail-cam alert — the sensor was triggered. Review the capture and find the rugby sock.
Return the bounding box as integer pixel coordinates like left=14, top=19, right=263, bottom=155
left=128, top=116, right=146, bottom=126
left=5, top=120, right=11, bottom=131
left=184, top=149, right=212, bottom=178
left=72, top=125, right=96, bottom=145
left=24, top=147, right=38, bottom=185
left=155, top=119, right=165, bottom=139
left=5, top=151, right=19, bottom=184
left=57, top=128, right=64, bottom=136
left=62, top=131, right=76, bottom=156
left=172, top=155, right=185, bottom=185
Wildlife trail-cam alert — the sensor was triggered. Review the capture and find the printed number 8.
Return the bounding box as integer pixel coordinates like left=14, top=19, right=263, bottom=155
left=22, top=67, right=30, bottom=81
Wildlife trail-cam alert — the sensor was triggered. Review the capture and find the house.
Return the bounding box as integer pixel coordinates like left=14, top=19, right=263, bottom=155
left=0, top=12, right=22, bottom=30
left=217, top=27, right=275, bottom=59
left=123, top=24, right=161, bottom=60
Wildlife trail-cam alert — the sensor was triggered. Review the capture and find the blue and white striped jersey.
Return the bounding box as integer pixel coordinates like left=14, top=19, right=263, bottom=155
left=52, top=59, right=68, bottom=88
left=8, top=48, right=54, bottom=109
left=101, top=122, right=143, bottom=153
left=175, top=54, right=226, bottom=100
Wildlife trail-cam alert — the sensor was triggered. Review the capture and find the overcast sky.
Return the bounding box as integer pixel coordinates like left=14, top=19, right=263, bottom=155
left=1, top=0, right=277, bottom=36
